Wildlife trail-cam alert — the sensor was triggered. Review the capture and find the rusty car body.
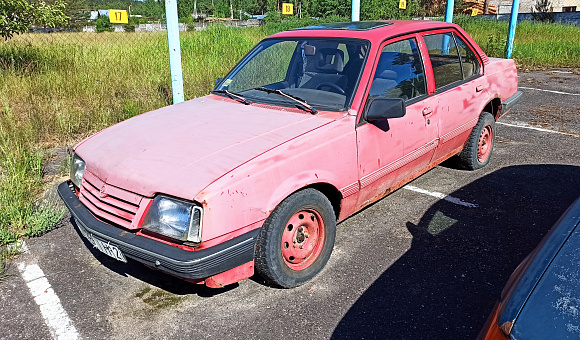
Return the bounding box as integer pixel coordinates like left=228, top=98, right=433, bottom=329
left=59, top=20, right=521, bottom=288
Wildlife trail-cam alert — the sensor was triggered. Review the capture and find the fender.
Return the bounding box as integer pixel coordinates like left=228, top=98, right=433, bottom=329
left=194, top=116, right=358, bottom=242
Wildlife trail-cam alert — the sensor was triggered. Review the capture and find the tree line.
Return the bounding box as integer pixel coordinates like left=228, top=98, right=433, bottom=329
left=1, top=0, right=469, bottom=39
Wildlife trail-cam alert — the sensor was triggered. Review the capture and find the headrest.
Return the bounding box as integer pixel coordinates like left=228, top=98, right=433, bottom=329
left=303, top=44, right=316, bottom=56
left=315, top=48, right=344, bottom=73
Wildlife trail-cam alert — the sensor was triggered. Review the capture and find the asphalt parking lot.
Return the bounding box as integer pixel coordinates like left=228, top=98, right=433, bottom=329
left=1, top=69, right=579, bottom=340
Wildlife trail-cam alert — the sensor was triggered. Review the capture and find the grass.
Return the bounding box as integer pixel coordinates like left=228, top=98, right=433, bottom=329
left=455, top=15, right=580, bottom=67
left=0, top=17, right=578, bottom=253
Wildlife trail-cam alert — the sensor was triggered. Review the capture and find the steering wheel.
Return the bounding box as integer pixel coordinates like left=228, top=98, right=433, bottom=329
left=315, top=82, right=346, bottom=95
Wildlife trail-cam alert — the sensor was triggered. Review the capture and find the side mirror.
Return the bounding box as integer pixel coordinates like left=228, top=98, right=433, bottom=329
left=214, top=78, right=223, bottom=89
left=364, top=97, right=406, bottom=121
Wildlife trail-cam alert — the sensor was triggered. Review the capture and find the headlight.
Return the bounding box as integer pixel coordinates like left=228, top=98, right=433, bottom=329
left=141, top=195, right=203, bottom=244
left=70, top=153, right=86, bottom=188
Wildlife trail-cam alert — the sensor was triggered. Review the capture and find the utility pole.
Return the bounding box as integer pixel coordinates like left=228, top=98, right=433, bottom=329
left=444, top=0, right=454, bottom=23
left=351, top=0, right=360, bottom=21
left=506, top=0, right=521, bottom=58
left=484, top=0, right=490, bottom=14
left=164, top=0, right=184, bottom=104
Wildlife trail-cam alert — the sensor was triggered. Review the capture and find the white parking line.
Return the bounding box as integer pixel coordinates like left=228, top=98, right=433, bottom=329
left=8, top=241, right=29, bottom=254
left=403, top=185, right=478, bottom=208
left=18, top=260, right=80, bottom=340
left=519, top=86, right=580, bottom=96
left=497, top=121, right=578, bottom=137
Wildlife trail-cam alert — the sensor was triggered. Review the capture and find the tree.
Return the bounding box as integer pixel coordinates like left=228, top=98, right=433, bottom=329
left=361, top=0, right=418, bottom=20
left=532, top=0, right=554, bottom=22
left=95, top=16, right=113, bottom=32
left=0, top=0, right=68, bottom=39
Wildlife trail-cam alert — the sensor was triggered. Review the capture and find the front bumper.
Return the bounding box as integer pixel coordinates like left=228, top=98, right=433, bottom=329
left=57, top=181, right=259, bottom=280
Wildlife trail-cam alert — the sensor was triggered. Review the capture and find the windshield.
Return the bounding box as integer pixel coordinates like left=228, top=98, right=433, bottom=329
left=215, top=38, right=369, bottom=111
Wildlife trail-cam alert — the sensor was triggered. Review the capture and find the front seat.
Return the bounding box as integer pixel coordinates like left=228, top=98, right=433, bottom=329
left=299, top=48, right=348, bottom=95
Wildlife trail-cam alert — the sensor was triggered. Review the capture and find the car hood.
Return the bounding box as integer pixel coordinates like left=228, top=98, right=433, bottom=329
left=512, top=222, right=580, bottom=339
left=75, top=96, right=335, bottom=199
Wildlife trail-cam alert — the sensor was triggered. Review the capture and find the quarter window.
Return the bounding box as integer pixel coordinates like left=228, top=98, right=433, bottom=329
left=455, top=35, right=481, bottom=78
left=423, top=33, right=463, bottom=89
left=368, top=38, right=426, bottom=101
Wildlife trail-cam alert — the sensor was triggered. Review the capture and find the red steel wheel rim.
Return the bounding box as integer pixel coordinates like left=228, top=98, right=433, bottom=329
left=477, top=125, right=493, bottom=162
left=281, top=209, right=325, bottom=271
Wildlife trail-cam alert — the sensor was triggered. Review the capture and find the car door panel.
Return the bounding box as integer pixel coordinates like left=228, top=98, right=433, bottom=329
left=421, top=30, right=486, bottom=163
left=355, top=35, right=437, bottom=209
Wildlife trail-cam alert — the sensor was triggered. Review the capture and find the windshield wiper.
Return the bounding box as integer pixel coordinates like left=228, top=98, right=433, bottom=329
left=253, top=87, right=317, bottom=114
left=212, top=90, right=251, bottom=105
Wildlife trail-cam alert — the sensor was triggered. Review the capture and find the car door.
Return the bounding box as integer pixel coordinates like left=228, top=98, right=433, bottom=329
left=355, top=35, right=438, bottom=208
left=420, top=30, right=486, bottom=164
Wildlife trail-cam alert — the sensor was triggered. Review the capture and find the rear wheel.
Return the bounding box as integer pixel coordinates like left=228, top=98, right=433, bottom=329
left=255, top=189, right=336, bottom=288
left=458, top=112, right=495, bottom=170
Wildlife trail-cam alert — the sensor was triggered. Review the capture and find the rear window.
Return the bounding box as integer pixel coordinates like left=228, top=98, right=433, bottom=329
left=423, top=33, right=463, bottom=89
left=455, top=35, right=481, bottom=78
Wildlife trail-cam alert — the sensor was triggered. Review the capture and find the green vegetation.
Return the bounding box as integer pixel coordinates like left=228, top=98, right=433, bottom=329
left=0, top=25, right=263, bottom=248
left=0, top=17, right=579, bottom=252
left=0, top=242, right=22, bottom=281
left=0, top=0, right=68, bottom=39
left=455, top=16, right=580, bottom=67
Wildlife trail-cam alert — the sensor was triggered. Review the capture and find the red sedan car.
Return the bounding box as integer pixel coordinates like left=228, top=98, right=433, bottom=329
left=59, top=20, right=521, bottom=288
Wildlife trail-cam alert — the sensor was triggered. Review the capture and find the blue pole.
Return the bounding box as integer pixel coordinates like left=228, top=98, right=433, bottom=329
left=442, top=0, right=454, bottom=54
left=165, top=0, right=184, bottom=104
left=506, top=0, right=520, bottom=59
left=351, top=0, right=360, bottom=21
left=444, top=0, right=454, bottom=23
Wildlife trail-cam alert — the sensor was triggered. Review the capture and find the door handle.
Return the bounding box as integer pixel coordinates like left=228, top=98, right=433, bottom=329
left=422, top=107, right=433, bottom=116
left=476, top=85, right=484, bottom=92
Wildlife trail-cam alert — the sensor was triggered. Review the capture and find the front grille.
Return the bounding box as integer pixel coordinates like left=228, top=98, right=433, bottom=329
left=79, top=171, right=143, bottom=229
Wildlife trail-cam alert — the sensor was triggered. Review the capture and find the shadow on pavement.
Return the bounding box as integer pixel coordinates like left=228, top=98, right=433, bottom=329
left=332, top=164, right=580, bottom=339
left=70, top=218, right=238, bottom=297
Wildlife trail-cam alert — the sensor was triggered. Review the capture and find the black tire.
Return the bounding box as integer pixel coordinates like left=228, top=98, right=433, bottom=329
left=255, top=188, right=336, bottom=288
left=458, top=112, right=495, bottom=170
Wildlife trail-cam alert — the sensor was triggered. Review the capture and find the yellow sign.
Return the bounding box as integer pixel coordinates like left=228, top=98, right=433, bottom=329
left=282, top=3, right=294, bottom=15
left=471, top=8, right=479, bottom=16
left=399, top=0, right=407, bottom=9
left=109, top=10, right=128, bottom=24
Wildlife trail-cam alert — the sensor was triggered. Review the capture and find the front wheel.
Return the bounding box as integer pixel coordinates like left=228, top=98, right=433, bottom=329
left=255, top=189, right=336, bottom=288
left=458, top=112, right=495, bottom=170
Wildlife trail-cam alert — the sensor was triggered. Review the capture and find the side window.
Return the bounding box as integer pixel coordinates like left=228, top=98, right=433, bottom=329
left=368, top=38, right=426, bottom=101
left=455, top=34, right=481, bottom=78
left=423, top=33, right=463, bottom=89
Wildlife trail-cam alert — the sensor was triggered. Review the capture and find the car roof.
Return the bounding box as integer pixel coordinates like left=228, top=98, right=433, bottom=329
left=269, top=20, right=461, bottom=44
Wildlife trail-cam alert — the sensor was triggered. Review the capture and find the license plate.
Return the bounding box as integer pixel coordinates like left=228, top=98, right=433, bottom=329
left=75, top=218, right=127, bottom=263
left=90, top=236, right=127, bottom=263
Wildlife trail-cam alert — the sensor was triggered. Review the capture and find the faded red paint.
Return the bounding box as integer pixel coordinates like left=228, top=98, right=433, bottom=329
left=72, top=20, right=519, bottom=287
left=204, top=261, right=255, bottom=288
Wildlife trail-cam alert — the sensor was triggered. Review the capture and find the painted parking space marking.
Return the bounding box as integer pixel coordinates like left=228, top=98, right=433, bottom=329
left=519, top=86, right=580, bottom=96
left=18, top=262, right=80, bottom=340
left=8, top=241, right=29, bottom=254
left=497, top=121, right=578, bottom=137
left=403, top=185, right=478, bottom=208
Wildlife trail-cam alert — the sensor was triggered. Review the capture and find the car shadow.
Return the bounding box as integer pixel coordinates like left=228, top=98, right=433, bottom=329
left=332, top=164, right=580, bottom=339
left=70, top=218, right=238, bottom=297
